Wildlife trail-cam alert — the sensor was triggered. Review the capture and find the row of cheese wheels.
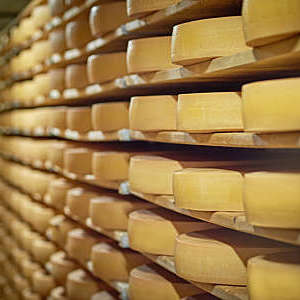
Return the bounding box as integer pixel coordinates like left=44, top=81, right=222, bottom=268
left=5, top=1, right=131, bottom=76
left=0, top=174, right=215, bottom=300
left=1, top=75, right=300, bottom=134
left=7, top=0, right=300, bottom=79
left=0, top=166, right=299, bottom=300
left=0, top=136, right=299, bottom=230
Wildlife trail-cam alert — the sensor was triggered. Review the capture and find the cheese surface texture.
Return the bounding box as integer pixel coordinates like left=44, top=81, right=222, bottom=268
left=172, top=17, right=249, bottom=65
left=127, top=37, right=177, bottom=74
left=242, top=78, right=300, bottom=132
left=242, top=0, right=300, bottom=47
left=129, top=264, right=201, bottom=300
left=244, top=172, right=300, bottom=228
left=177, top=93, right=243, bottom=132
left=173, top=168, right=244, bottom=211
left=129, top=95, right=177, bottom=131
left=175, top=229, right=294, bottom=285
left=67, top=107, right=92, bottom=133
left=247, top=252, right=300, bottom=300
left=128, top=208, right=214, bottom=255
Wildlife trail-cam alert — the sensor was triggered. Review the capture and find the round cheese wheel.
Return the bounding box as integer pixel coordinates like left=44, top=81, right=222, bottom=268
left=244, top=172, right=300, bottom=228
left=64, top=148, right=93, bottom=175
left=49, top=0, right=66, bottom=16
left=242, top=0, right=300, bottom=47
left=32, top=271, right=56, bottom=297
left=65, top=64, right=89, bottom=89
left=49, top=28, right=67, bottom=53
left=172, top=16, right=249, bottom=65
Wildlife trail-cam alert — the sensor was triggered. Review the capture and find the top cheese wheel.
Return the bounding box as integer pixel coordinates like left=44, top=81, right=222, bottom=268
left=127, top=0, right=181, bottom=17
left=242, top=0, right=300, bottom=47
left=65, top=12, right=93, bottom=49
left=242, top=78, right=300, bottom=132
left=127, top=36, right=177, bottom=73
left=172, top=16, right=250, bottom=66
left=31, top=5, right=51, bottom=28
left=89, top=2, right=130, bottom=37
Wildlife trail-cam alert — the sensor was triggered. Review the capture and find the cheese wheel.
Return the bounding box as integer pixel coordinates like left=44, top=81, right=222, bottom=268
left=90, top=195, right=153, bottom=230
left=89, top=2, right=129, bottom=37
left=65, top=64, right=89, bottom=89
left=50, top=251, right=78, bottom=285
left=244, top=172, right=300, bottom=228
left=32, top=206, right=55, bottom=234
left=127, top=37, right=177, bottom=74
left=172, top=17, right=250, bottom=65
left=92, top=151, right=130, bottom=181
left=32, top=271, right=56, bottom=297
left=48, top=215, right=77, bottom=247
left=19, top=18, right=36, bottom=42
left=47, top=142, right=71, bottom=170
left=242, top=0, right=300, bottom=47
left=31, top=40, right=52, bottom=64
left=129, top=155, right=230, bottom=195
left=247, top=252, right=300, bottom=300
left=173, top=168, right=244, bottom=211
left=177, top=92, right=243, bottom=132
left=49, top=28, right=66, bottom=53
left=129, top=264, right=202, bottom=300
left=128, top=208, right=214, bottom=255
left=91, top=242, right=148, bottom=281
left=129, top=95, right=177, bottom=131
left=66, top=188, right=98, bottom=222
left=92, top=102, right=129, bottom=132
left=175, top=229, right=294, bottom=285
left=50, top=287, right=67, bottom=300
left=50, top=69, right=65, bottom=91
left=49, top=0, right=65, bottom=16
left=65, top=12, right=93, bottom=49
left=66, top=107, right=92, bottom=133
left=87, top=52, right=128, bottom=84
left=33, top=73, right=51, bottom=97
left=127, top=0, right=181, bottom=17
left=66, top=269, right=104, bottom=300
left=65, top=229, right=99, bottom=265
left=64, top=148, right=93, bottom=175
left=31, top=5, right=51, bottom=28
left=21, top=259, right=42, bottom=281
left=242, top=78, right=300, bottom=132
left=3, top=286, right=21, bottom=300
left=48, top=179, right=75, bottom=211
left=32, top=239, right=57, bottom=264
left=47, top=108, right=67, bottom=132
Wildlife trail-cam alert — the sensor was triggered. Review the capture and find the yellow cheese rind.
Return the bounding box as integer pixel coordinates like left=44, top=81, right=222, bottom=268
left=129, top=264, right=201, bottom=300
left=64, top=148, right=93, bottom=175
left=172, top=17, right=249, bottom=65
left=65, top=13, right=92, bottom=49
left=50, top=69, right=65, bottom=91
left=92, top=102, right=129, bottom=132
left=129, top=95, right=177, bottom=131
left=65, top=64, right=89, bottom=89
left=66, top=269, right=102, bottom=300
left=89, top=2, right=129, bottom=37
left=90, top=196, right=153, bottom=230
left=49, top=0, right=65, bottom=16
left=127, top=37, right=177, bottom=74
left=242, top=78, right=300, bottom=132
left=129, top=155, right=182, bottom=195
left=66, top=188, right=98, bottom=221
left=49, top=28, right=66, bottom=53
left=87, top=52, right=127, bottom=84
left=50, top=251, right=78, bottom=285
left=92, top=152, right=130, bottom=181
left=173, top=168, right=244, bottom=211
left=32, top=271, right=56, bottom=297
left=242, top=0, right=300, bottom=47
left=244, top=172, right=300, bottom=228
left=67, top=107, right=92, bottom=133
left=247, top=252, right=300, bottom=300
left=175, top=230, right=294, bottom=285
left=91, top=243, right=148, bottom=281
left=127, top=0, right=181, bottom=17
left=177, top=93, right=243, bottom=132
left=128, top=208, right=214, bottom=255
